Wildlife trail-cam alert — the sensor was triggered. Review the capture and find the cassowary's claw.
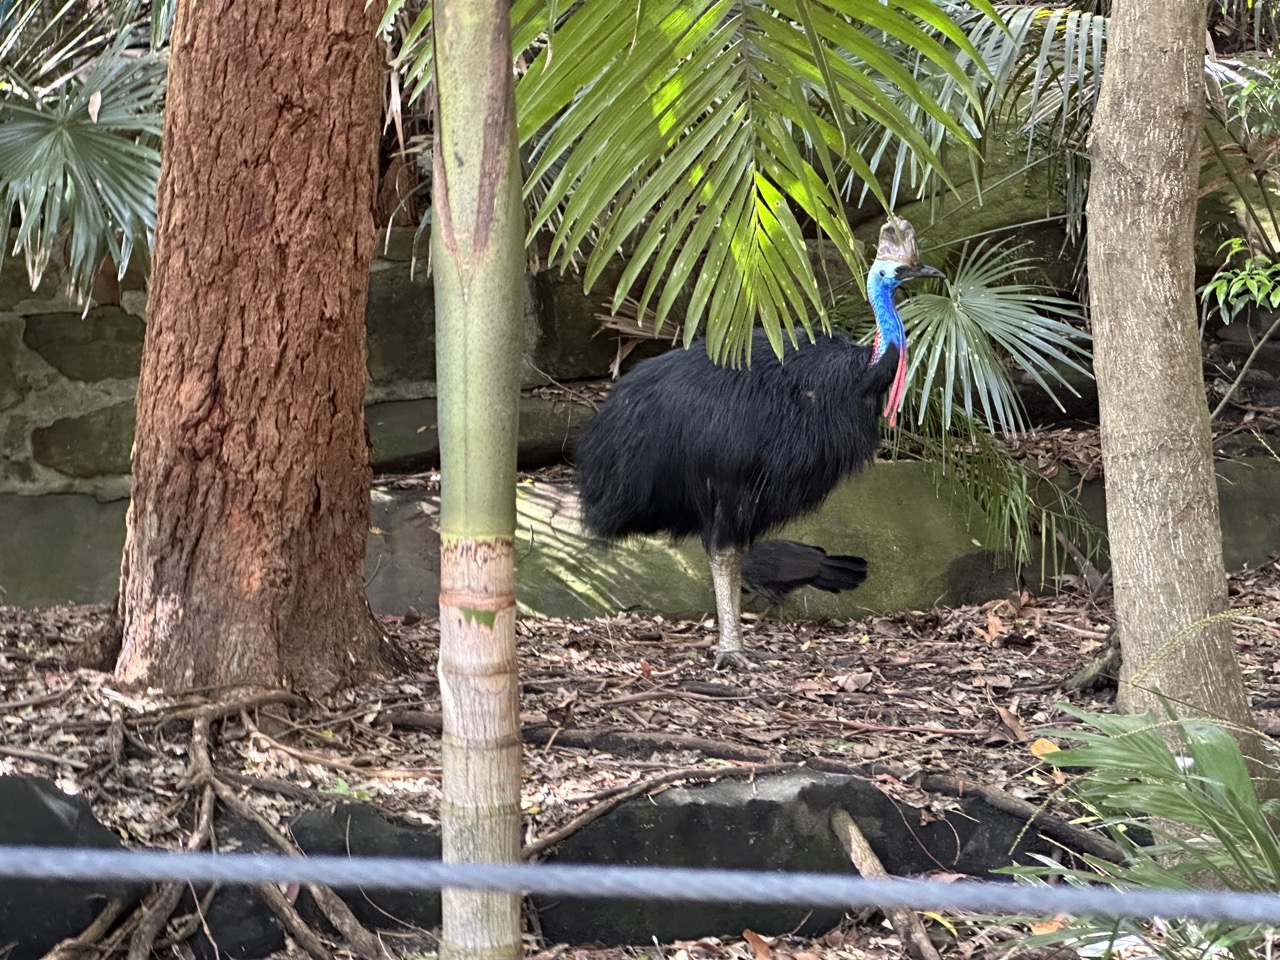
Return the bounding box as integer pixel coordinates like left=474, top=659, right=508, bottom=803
left=713, top=649, right=762, bottom=672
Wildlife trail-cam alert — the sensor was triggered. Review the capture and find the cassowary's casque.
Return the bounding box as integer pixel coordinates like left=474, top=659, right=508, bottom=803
left=742, top=540, right=868, bottom=607
left=574, top=218, right=942, bottom=668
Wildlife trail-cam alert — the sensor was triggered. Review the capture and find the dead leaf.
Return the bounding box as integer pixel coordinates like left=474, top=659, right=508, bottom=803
left=1030, top=738, right=1061, bottom=758
left=833, top=671, right=874, bottom=692
left=88, top=90, right=102, bottom=122
left=1030, top=915, right=1068, bottom=935
left=994, top=706, right=1029, bottom=741
left=742, top=929, right=773, bottom=960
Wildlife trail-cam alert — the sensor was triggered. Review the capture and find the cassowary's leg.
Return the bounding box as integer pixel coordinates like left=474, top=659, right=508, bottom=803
left=709, top=545, right=755, bottom=671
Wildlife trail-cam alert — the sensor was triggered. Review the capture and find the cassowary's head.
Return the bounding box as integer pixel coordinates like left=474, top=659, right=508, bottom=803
left=867, top=259, right=944, bottom=427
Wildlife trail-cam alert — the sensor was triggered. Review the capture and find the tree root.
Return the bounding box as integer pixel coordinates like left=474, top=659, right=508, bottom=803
left=47, top=713, right=383, bottom=960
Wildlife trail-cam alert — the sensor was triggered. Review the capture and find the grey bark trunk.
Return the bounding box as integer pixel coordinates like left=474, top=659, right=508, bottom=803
left=1087, top=0, right=1256, bottom=734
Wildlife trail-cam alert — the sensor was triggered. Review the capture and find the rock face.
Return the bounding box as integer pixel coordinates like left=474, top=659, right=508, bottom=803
left=0, top=229, right=620, bottom=498
left=514, top=466, right=1021, bottom=619
left=4, top=228, right=1280, bottom=612
left=367, top=396, right=591, bottom=474
left=0, top=776, right=145, bottom=960
left=535, top=768, right=1057, bottom=944
left=31, top=401, right=135, bottom=478
left=21, top=309, right=145, bottom=382
left=290, top=802, right=442, bottom=931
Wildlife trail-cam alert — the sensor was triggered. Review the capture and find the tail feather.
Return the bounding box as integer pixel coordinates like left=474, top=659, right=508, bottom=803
left=809, top=554, right=868, bottom=594
left=742, top=539, right=868, bottom=606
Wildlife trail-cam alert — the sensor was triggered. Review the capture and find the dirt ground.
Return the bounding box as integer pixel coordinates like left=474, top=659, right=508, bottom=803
left=3, top=433, right=1280, bottom=958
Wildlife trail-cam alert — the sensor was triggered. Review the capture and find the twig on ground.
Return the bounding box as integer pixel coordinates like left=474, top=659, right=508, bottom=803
left=0, top=744, right=88, bottom=769
left=831, top=808, right=942, bottom=960
left=241, top=711, right=436, bottom=778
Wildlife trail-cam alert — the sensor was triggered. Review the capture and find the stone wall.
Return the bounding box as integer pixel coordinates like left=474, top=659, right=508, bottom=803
left=0, top=230, right=629, bottom=500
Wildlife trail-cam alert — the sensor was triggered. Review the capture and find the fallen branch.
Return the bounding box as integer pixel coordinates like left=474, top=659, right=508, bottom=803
left=831, top=808, right=942, bottom=960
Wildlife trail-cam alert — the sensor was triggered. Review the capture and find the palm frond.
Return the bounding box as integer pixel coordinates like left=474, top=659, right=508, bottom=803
left=382, top=0, right=1003, bottom=363
left=1000, top=703, right=1280, bottom=960
left=897, top=406, right=1100, bottom=572
left=0, top=0, right=163, bottom=296
left=838, top=239, right=1091, bottom=435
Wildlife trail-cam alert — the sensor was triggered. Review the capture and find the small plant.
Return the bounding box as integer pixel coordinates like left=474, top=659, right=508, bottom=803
left=1199, top=238, right=1280, bottom=325
left=998, top=704, right=1280, bottom=960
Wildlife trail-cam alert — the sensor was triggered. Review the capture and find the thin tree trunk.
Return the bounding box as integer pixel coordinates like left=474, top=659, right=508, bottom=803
left=1087, top=0, right=1255, bottom=734
left=432, top=1, right=526, bottom=958
left=116, top=0, right=393, bottom=695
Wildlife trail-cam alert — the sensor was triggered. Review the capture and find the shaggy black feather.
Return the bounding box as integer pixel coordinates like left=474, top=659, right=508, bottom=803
left=575, top=328, right=898, bottom=551
left=741, top=540, right=868, bottom=606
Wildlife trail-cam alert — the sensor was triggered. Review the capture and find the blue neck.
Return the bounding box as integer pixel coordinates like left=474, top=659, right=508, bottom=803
left=869, top=279, right=904, bottom=360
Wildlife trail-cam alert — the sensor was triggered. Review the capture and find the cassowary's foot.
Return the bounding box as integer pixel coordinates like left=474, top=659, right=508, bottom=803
left=712, top=648, right=762, bottom=672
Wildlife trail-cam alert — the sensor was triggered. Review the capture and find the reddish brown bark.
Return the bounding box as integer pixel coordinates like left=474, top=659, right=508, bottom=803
left=116, top=0, right=393, bottom=694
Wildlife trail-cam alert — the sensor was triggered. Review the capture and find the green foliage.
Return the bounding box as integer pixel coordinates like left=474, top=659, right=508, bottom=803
left=897, top=239, right=1090, bottom=434
left=902, top=406, right=1099, bottom=571
left=1001, top=703, right=1280, bottom=960
left=1205, top=56, right=1280, bottom=259
left=0, top=0, right=164, bottom=297
left=1199, top=238, right=1280, bottom=324
left=381, top=0, right=1004, bottom=363
left=828, top=239, right=1094, bottom=569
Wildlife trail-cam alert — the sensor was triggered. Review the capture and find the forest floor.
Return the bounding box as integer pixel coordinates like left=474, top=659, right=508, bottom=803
left=2, top=429, right=1280, bottom=958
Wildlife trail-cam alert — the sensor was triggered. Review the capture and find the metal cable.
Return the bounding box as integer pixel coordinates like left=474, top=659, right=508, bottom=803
left=0, top=845, right=1278, bottom=924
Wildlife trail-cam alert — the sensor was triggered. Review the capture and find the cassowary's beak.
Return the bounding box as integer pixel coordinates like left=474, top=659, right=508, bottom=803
left=896, top=264, right=944, bottom=281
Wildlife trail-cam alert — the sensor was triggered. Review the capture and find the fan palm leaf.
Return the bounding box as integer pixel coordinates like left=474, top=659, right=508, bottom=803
left=0, top=0, right=164, bottom=295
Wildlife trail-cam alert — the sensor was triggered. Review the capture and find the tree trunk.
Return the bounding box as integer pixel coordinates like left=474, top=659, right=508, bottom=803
left=1087, top=0, right=1255, bottom=730
left=116, top=0, right=393, bottom=695
left=432, top=0, right=526, bottom=957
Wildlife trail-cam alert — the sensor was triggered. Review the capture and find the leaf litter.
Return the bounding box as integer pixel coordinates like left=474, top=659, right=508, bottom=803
left=1, top=554, right=1279, bottom=959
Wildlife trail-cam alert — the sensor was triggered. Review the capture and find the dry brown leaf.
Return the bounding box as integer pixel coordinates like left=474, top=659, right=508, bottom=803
left=1030, top=915, right=1068, bottom=935
left=742, top=929, right=773, bottom=960
left=1030, top=738, right=1061, bottom=758
left=994, top=706, right=1029, bottom=741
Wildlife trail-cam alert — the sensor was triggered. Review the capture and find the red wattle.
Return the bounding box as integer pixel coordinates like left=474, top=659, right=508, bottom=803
left=883, top=346, right=907, bottom=427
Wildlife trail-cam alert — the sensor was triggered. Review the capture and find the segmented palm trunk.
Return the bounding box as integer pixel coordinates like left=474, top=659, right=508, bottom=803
left=1087, top=0, right=1259, bottom=747
left=432, top=0, right=527, bottom=957
left=116, top=0, right=390, bottom=695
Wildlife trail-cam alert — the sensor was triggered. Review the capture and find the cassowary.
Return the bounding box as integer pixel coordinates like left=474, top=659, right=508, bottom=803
left=574, top=219, right=942, bottom=669
left=742, top=540, right=868, bottom=607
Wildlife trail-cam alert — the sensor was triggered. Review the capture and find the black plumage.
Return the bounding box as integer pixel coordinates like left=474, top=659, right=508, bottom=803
left=575, top=328, right=897, bottom=552
left=573, top=226, right=940, bottom=668
left=742, top=540, right=868, bottom=607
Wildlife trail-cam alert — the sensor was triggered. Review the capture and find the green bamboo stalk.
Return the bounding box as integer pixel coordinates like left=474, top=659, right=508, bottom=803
left=431, top=0, right=527, bottom=957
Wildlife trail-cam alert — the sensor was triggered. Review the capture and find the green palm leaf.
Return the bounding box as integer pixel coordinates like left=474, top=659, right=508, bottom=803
left=0, top=0, right=164, bottom=295
left=890, top=239, right=1091, bottom=434
left=383, top=0, right=1003, bottom=363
